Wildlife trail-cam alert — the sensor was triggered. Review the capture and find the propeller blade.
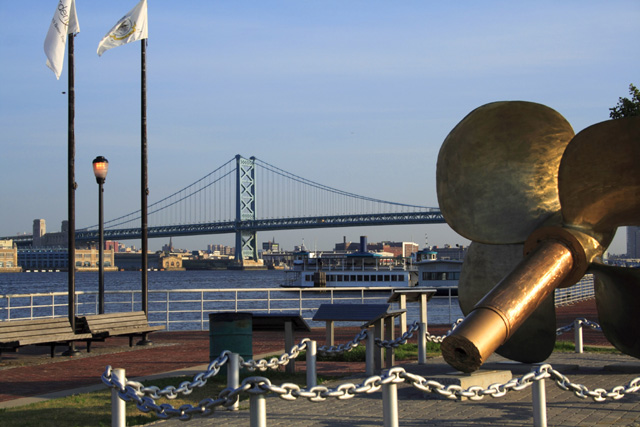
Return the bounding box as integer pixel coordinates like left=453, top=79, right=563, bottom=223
left=591, top=263, right=640, bottom=358
left=436, top=101, right=573, bottom=244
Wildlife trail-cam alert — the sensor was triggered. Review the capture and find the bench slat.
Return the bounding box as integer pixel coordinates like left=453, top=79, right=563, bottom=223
left=20, top=332, right=92, bottom=346
left=0, top=317, right=93, bottom=351
left=76, top=312, right=164, bottom=340
left=1, top=326, right=77, bottom=341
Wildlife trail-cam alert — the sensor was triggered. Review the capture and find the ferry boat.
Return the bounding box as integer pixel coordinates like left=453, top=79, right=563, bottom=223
left=282, top=237, right=418, bottom=288
left=414, top=248, right=460, bottom=296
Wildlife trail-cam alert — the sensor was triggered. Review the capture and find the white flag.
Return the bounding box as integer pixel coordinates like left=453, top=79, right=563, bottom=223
left=44, top=0, right=80, bottom=79
left=97, top=0, right=148, bottom=57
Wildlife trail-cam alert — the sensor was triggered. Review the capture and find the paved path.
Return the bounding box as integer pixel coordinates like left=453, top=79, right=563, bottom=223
left=1, top=300, right=638, bottom=425
left=144, top=352, right=640, bottom=427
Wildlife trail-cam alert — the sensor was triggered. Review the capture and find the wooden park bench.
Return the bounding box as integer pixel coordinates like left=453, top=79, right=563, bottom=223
left=75, top=311, right=165, bottom=351
left=0, top=317, right=92, bottom=358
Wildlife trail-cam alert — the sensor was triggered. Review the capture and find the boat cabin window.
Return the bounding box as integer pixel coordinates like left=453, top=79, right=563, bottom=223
left=422, top=272, right=460, bottom=280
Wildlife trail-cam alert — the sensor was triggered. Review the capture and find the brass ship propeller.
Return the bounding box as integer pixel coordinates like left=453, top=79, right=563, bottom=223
left=435, top=101, right=640, bottom=372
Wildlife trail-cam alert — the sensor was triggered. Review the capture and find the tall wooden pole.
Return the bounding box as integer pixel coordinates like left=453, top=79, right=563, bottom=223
left=65, top=34, right=79, bottom=356
left=141, top=39, right=149, bottom=319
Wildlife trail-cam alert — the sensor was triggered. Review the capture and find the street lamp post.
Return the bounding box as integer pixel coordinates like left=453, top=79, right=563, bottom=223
left=92, top=156, right=109, bottom=314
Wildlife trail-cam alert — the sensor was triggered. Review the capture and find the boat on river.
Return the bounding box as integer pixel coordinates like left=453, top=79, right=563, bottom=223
left=414, top=248, right=460, bottom=296
left=282, top=246, right=418, bottom=288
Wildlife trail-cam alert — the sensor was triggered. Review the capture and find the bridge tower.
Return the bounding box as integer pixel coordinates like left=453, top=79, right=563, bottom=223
left=234, top=155, right=258, bottom=264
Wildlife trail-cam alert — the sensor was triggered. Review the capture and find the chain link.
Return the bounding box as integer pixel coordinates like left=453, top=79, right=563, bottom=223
left=556, top=318, right=602, bottom=335
left=318, top=328, right=368, bottom=355
left=241, top=338, right=309, bottom=371
left=426, top=318, right=463, bottom=343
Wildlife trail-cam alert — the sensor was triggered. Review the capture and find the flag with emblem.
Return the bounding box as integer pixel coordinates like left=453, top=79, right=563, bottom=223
left=97, top=0, right=148, bottom=56
left=44, top=0, right=80, bottom=79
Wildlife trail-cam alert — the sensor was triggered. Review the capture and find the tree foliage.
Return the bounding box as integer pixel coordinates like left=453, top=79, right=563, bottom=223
left=609, top=84, right=640, bottom=119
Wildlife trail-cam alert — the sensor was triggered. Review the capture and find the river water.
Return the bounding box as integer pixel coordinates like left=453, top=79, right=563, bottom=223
left=0, top=270, right=463, bottom=329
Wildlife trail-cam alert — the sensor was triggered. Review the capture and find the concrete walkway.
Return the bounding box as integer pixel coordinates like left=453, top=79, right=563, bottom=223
left=143, top=351, right=640, bottom=427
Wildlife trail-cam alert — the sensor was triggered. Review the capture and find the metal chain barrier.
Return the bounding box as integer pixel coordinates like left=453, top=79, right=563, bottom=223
left=426, top=318, right=463, bottom=343
left=102, top=317, right=638, bottom=422
left=241, top=338, right=310, bottom=371
left=102, top=361, right=640, bottom=421
left=556, top=317, right=602, bottom=335
left=375, top=321, right=422, bottom=349
left=318, top=328, right=368, bottom=355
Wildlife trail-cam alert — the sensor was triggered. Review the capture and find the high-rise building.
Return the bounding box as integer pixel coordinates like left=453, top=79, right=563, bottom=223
left=627, top=226, right=640, bottom=258
left=32, top=219, right=46, bottom=247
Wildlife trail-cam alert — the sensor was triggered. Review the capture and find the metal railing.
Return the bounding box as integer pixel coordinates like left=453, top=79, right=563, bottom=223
left=554, top=274, right=594, bottom=306
left=0, top=287, right=462, bottom=329
left=0, top=274, right=594, bottom=328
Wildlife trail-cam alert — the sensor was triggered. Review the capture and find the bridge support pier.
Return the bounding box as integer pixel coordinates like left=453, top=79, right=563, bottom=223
left=235, top=155, right=258, bottom=265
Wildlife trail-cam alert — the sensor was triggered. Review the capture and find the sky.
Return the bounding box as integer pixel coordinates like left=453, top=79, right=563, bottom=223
left=0, top=1, right=638, bottom=254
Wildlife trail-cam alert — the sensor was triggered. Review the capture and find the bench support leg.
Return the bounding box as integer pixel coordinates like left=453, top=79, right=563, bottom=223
left=284, top=320, right=295, bottom=374
left=384, top=316, right=395, bottom=369
left=373, top=320, right=384, bottom=374
left=397, top=294, right=407, bottom=335
left=136, top=333, right=153, bottom=346
left=325, top=321, right=335, bottom=347
left=62, top=342, right=80, bottom=357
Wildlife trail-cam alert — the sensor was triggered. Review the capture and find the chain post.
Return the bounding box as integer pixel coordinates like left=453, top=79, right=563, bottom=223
left=418, top=322, right=427, bottom=365
left=382, top=379, right=399, bottom=427
left=532, top=378, right=548, bottom=427
left=307, top=340, right=317, bottom=388
left=366, top=327, right=375, bottom=376
left=574, top=319, right=584, bottom=353
left=111, top=368, right=126, bottom=427
left=228, top=353, right=240, bottom=411
left=250, top=393, right=267, bottom=427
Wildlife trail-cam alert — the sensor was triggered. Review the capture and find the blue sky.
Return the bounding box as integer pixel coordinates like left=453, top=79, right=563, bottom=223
left=0, top=1, right=637, bottom=253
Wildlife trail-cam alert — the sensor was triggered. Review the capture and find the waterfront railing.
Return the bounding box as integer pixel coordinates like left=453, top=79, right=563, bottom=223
left=0, top=287, right=460, bottom=329
left=0, top=274, right=594, bottom=329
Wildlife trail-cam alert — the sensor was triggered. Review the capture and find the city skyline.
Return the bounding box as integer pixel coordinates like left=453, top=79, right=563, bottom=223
left=1, top=1, right=637, bottom=254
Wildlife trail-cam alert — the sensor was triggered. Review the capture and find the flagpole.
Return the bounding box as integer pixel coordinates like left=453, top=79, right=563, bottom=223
left=65, top=33, right=79, bottom=356
left=140, top=38, right=151, bottom=344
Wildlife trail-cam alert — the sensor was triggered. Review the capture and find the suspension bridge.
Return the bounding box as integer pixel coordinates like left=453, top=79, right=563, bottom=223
left=8, top=155, right=444, bottom=262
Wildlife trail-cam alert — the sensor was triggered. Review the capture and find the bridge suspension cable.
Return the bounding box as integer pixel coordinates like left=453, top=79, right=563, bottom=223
left=253, top=157, right=436, bottom=220
left=77, top=155, right=440, bottom=239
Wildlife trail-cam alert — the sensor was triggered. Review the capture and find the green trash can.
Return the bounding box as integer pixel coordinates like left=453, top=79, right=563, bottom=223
left=209, top=312, right=253, bottom=373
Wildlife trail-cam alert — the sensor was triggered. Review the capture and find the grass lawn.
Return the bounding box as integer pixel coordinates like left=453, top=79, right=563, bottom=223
left=0, top=371, right=318, bottom=427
